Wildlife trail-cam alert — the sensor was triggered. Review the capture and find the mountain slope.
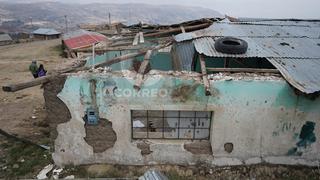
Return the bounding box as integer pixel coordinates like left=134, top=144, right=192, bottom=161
left=0, top=1, right=222, bottom=31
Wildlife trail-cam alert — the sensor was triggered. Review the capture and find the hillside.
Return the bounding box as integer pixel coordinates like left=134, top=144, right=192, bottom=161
left=0, top=1, right=222, bottom=32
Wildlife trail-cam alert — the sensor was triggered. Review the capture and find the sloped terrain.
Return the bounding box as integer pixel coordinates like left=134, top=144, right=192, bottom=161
left=0, top=1, right=222, bottom=32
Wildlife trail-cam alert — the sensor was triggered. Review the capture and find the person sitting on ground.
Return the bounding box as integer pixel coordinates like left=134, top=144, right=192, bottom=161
left=29, top=60, right=38, bottom=78
left=37, top=64, right=47, bottom=77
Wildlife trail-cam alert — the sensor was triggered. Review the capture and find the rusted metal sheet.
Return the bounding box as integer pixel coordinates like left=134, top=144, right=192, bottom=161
left=267, top=58, right=320, bottom=94
left=63, top=29, right=107, bottom=50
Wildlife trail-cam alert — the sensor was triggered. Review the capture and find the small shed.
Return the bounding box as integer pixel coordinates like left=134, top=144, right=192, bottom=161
left=0, top=34, right=13, bottom=46
left=32, top=28, right=61, bottom=40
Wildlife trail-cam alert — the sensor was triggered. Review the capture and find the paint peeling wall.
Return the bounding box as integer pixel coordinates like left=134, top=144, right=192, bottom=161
left=51, top=71, right=320, bottom=166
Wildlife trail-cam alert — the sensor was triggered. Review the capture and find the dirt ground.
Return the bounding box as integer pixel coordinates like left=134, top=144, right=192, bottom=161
left=0, top=39, right=67, bottom=141
left=0, top=40, right=66, bottom=178
left=0, top=40, right=319, bottom=179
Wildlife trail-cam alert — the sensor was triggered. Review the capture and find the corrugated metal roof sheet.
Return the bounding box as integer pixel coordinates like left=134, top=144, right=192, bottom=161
left=63, top=29, right=107, bottom=50
left=267, top=58, right=320, bottom=94
left=207, top=23, right=320, bottom=38
left=0, top=34, right=12, bottom=41
left=33, top=28, right=61, bottom=35
left=171, top=41, right=195, bottom=71
left=175, top=22, right=320, bottom=42
left=173, top=21, right=320, bottom=93
left=193, top=37, right=320, bottom=58
left=235, top=18, right=320, bottom=27
left=238, top=21, right=320, bottom=27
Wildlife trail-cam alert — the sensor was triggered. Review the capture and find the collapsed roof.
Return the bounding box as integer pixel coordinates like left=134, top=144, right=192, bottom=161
left=173, top=20, right=320, bottom=94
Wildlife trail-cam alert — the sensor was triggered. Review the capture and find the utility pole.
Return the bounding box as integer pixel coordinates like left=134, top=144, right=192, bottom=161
left=64, top=15, right=68, bottom=33
left=108, top=12, right=111, bottom=26
left=30, top=17, right=33, bottom=28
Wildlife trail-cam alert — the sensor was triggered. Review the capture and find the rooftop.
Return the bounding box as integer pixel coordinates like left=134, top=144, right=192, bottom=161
left=62, top=29, right=107, bottom=50
left=0, top=34, right=12, bottom=41
left=32, top=28, right=61, bottom=35
left=173, top=20, right=320, bottom=94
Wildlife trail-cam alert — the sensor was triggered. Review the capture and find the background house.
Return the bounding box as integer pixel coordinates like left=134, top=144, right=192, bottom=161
left=0, top=33, right=13, bottom=46
left=32, top=28, right=61, bottom=40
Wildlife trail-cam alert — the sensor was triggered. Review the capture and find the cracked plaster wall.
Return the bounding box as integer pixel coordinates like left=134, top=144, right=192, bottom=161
left=51, top=72, right=320, bottom=167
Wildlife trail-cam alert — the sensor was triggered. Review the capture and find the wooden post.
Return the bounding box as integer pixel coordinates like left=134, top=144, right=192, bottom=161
left=180, top=26, right=186, bottom=33
left=133, top=33, right=139, bottom=46
left=139, top=32, right=144, bottom=43
left=134, top=50, right=153, bottom=90
left=199, top=54, right=211, bottom=96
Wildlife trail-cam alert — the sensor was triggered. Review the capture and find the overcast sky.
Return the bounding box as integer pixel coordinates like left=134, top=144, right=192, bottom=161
left=67, top=0, right=320, bottom=19
left=5, top=0, right=320, bottom=19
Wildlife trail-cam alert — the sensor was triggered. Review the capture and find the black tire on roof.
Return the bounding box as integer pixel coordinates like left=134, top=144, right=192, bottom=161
left=214, top=36, right=248, bottom=54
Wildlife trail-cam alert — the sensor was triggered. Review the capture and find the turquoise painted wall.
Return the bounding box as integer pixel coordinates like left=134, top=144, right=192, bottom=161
left=86, top=51, right=173, bottom=71
left=61, top=74, right=320, bottom=120
left=58, top=74, right=320, bottom=162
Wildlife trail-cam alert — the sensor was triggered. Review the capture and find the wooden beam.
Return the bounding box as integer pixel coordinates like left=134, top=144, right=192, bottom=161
left=144, top=23, right=212, bottom=37
left=134, top=50, right=153, bottom=90
left=180, top=26, right=186, bottom=33
left=75, top=46, right=142, bottom=53
left=199, top=54, right=211, bottom=96
left=2, top=42, right=172, bottom=92
left=133, top=33, right=139, bottom=46
left=110, top=41, right=132, bottom=47
left=2, top=75, right=56, bottom=92
left=206, top=68, right=280, bottom=73
left=0, top=128, right=49, bottom=150
left=139, top=32, right=144, bottom=43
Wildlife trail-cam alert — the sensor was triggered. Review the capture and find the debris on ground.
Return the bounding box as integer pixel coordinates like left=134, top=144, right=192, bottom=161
left=36, top=164, right=53, bottom=179
left=139, top=169, right=168, bottom=180
left=52, top=167, right=64, bottom=179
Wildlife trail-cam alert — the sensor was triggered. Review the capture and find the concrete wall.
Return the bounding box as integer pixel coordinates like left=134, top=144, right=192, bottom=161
left=51, top=71, right=320, bottom=167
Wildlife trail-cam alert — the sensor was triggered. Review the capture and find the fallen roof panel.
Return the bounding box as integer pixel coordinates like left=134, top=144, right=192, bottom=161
left=267, top=58, right=320, bottom=94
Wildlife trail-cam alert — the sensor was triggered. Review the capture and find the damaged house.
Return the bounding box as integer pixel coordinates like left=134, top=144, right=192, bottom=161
left=4, top=19, right=320, bottom=167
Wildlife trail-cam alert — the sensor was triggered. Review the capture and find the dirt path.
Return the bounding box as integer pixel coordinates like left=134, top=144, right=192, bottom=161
left=0, top=39, right=67, bottom=142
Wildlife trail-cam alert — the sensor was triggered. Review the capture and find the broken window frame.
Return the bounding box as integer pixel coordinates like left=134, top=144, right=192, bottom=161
left=131, top=110, right=212, bottom=140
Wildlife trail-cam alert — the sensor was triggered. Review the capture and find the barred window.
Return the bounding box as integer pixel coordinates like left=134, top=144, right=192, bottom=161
left=131, top=110, right=212, bottom=140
